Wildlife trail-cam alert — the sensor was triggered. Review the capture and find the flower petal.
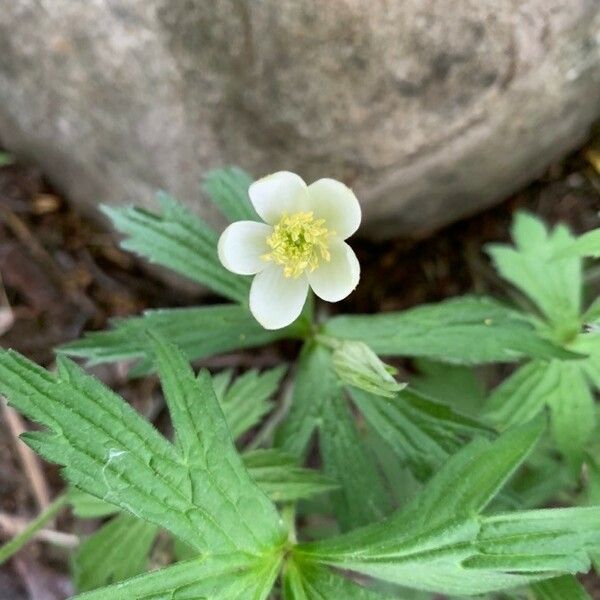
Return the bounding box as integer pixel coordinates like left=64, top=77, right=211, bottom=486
left=218, top=221, right=272, bottom=275
left=308, top=238, right=360, bottom=302
left=249, top=266, right=309, bottom=330
left=248, top=171, right=308, bottom=225
left=306, top=178, right=361, bottom=239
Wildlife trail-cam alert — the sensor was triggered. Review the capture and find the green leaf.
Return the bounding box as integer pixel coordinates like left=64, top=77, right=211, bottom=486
left=73, top=514, right=158, bottom=592
left=217, top=366, right=286, bottom=440
left=102, top=194, right=249, bottom=302
left=485, top=356, right=596, bottom=463
left=351, top=387, right=492, bottom=481
left=485, top=362, right=560, bottom=428
left=531, top=575, right=592, bottom=600
left=323, top=296, right=576, bottom=365
left=69, top=488, right=118, bottom=519
left=202, top=167, right=259, bottom=222
left=319, top=391, right=392, bottom=530
left=0, top=344, right=284, bottom=555
left=0, top=152, right=14, bottom=167
left=60, top=305, right=299, bottom=374
left=296, top=420, right=579, bottom=596
left=73, top=552, right=282, bottom=600
left=546, top=361, right=596, bottom=463
left=275, top=343, right=336, bottom=457
left=410, top=359, right=486, bottom=417
left=487, top=212, right=582, bottom=328
left=556, top=228, right=600, bottom=259
left=331, top=340, right=406, bottom=398
left=243, top=449, right=338, bottom=502
left=283, top=558, right=392, bottom=599
left=275, top=343, right=390, bottom=528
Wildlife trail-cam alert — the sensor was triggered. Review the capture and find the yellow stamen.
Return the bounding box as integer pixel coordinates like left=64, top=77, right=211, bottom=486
left=263, top=211, right=333, bottom=278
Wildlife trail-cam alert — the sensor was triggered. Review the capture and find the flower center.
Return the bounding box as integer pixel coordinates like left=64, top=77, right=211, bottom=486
left=263, top=211, right=332, bottom=278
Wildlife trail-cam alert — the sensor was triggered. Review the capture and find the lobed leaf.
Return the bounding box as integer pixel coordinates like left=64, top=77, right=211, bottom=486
left=202, top=166, right=259, bottom=223
left=531, top=575, right=592, bottom=600
left=243, top=449, right=338, bottom=502
left=102, top=193, right=249, bottom=302
left=555, top=228, right=600, bottom=259
left=60, top=305, right=299, bottom=374
left=487, top=212, right=582, bottom=327
left=216, top=366, right=286, bottom=440
left=73, top=514, right=158, bottom=592
left=0, top=343, right=284, bottom=555
left=293, top=420, right=600, bottom=596
left=323, top=296, right=576, bottom=365
left=283, top=558, right=392, bottom=599
left=351, top=387, right=493, bottom=481
left=73, top=552, right=281, bottom=600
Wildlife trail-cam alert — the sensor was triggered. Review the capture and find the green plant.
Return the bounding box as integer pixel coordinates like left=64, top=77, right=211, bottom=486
left=1, top=167, right=599, bottom=598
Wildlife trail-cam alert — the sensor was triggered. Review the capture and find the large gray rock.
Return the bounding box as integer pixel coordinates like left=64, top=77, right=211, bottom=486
left=0, top=1, right=599, bottom=238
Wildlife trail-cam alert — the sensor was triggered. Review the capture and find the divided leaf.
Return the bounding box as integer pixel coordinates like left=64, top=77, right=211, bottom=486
left=532, top=575, right=592, bottom=600
left=102, top=193, right=248, bottom=302
left=73, top=552, right=281, bottom=600
left=216, top=366, right=286, bottom=440
left=0, top=342, right=284, bottom=556
left=319, top=392, right=392, bottom=530
left=276, top=343, right=390, bottom=528
left=324, top=296, right=575, bottom=365
left=202, top=167, right=259, bottom=223
left=283, top=559, right=392, bottom=599
left=60, top=305, right=298, bottom=374
left=244, top=449, right=338, bottom=502
left=487, top=212, right=582, bottom=327
left=351, top=387, right=492, bottom=481
left=485, top=360, right=596, bottom=462
left=73, top=514, right=158, bottom=592
left=294, top=420, right=600, bottom=595
left=555, top=228, right=600, bottom=259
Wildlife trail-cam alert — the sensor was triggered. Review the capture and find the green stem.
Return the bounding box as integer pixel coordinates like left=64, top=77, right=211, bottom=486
left=281, top=504, right=297, bottom=545
left=0, top=493, right=69, bottom=565
left=314, top=333, right=342, bottom=351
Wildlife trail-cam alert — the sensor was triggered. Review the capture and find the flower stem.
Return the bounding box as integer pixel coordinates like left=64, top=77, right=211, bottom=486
left=0, top=492, right=69, bottom=565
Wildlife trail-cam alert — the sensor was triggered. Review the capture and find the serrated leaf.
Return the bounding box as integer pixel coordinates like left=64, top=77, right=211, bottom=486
left=0, top=345, right=284, bottom=555
left=556, top=229, right=600, bottom=259
left=547, top=361, right=596, bottom=463
left=283, top=558, right=392, bottom=599
left=319, top=393, right=391, bottom=529
left=351, top=387, right=492, bottom=481
left=323, top=296, right=576, bottom=365
left=487, top=212, right=582, bottom=327
left=101, top=194, right=249, bottom=302
left=275, top=343, right=336, bottom=457
left=73, top=514, right=158, bottom=592
left=218, top=366, right=286, bottom=440
left=411, top=359, right=486, bottom=417
left=485, top=359, right=596, bottom=463
left=69, top=488, right=118, bottom=519
left=73, top=552, right=281, bottom=600
left=296, top=420, right=600, bottom=595
left=275, top=343, right=390, bottom=528
left=202, top=167, right=259, bottom=223
left=531, top=575, right=592, bottom=600
left=60, top=305, right=299, bottom=374
left=243, top=449, right=338, bottom=502
left=485, top=362, right=560, bottom=428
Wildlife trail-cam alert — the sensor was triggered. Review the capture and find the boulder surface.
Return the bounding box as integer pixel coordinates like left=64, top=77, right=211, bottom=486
left=0, top=1, right=599, bottom=238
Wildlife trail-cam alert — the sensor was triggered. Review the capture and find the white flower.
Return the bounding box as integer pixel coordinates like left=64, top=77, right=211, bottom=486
left=218, top=171, right=361, bottom=330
